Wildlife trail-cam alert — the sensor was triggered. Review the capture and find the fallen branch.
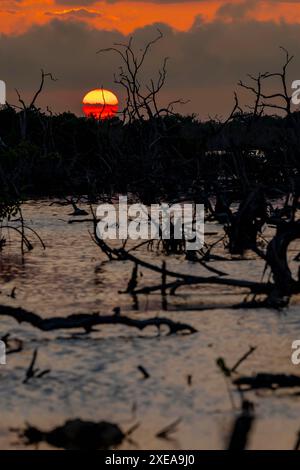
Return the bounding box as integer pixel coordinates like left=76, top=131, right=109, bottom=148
left=0, top=305, right=196, bottom=335
left=234, top=373, right=300, bottom=390
left=93, top=234, right=272, bottom=295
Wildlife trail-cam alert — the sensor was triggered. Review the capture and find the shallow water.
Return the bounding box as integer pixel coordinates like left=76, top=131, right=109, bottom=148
left=1, top=200, right=300, bottom=450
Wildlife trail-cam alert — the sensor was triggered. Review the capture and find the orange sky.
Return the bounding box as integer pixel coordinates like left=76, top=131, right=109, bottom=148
left=1, top=1, right=300, bottom=35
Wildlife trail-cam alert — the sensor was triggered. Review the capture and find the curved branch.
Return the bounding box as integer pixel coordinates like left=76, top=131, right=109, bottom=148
left=0, top=305, right=196, bottom=335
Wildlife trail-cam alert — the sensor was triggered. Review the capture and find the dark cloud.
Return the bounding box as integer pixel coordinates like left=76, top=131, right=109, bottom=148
left=2, top=17, right=300, bottom=118
left=216, top=0, right=259, bottom=20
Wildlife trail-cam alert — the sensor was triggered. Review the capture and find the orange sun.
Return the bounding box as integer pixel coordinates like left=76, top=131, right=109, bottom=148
left=82, top=89, right=118, bottom=119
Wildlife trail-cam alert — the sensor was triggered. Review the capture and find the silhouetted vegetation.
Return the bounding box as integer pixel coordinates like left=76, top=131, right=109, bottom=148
left=1, top=106, right=300, bottom=201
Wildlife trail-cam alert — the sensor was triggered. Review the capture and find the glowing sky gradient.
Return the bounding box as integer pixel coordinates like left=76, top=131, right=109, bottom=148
left=2, top=0, right=300, bottom=116
left=2, top=1, right=300, bottom=35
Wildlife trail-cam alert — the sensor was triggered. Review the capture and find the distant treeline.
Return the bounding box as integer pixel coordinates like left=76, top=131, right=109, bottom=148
left=0, top=107, right=300, bottom=202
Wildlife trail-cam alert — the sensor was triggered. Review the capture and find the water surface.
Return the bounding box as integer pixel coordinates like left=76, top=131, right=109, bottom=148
left=0, top=200, right=300, bottom=450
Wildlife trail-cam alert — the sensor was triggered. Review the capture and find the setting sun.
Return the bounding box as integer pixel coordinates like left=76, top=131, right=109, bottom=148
left=82, top=89, right=118, bottom=119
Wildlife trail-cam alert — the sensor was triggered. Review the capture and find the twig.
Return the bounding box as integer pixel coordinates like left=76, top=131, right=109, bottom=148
left=137, top=365, right=150, bottom=379
left=23, top=349, right=51, bottom=384
left=156, top=418, right=181, bottom=439
left=231, top=346, right=257, bottom=373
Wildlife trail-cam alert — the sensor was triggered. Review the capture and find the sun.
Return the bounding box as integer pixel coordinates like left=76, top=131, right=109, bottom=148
left=82, top=89, right=118, bottom=119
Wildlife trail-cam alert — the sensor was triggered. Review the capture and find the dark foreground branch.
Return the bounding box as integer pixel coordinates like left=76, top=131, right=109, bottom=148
left=0, top=305, right=196, bottom=335
left=92, top=228, right=272, bottom=295
left=234, top=373, right=300, bottom=390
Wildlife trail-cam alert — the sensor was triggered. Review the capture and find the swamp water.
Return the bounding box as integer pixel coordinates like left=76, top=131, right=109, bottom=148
left=0, top=200, right=300, bottom=449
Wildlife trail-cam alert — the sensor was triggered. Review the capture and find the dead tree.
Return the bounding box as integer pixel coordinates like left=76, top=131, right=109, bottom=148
left=98, top=30, right=186, bottom=122
left=225, top=187, right=269, bottom=255
left=238, top=73, right=264, bottom=118
left=13, top=69, right=57, bottom=140
left=91, top=190, right=300, bottom=309
left=265, top=220, right=300, bottom=307
left=239, top=47, right=294, bottom=116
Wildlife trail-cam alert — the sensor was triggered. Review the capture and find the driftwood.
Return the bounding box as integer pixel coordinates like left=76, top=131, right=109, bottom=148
left=0, top=305, right=196, bottom=335
left=19, top=419, right=125, bottom=450
left=234, top=373, right=300, bottom=390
